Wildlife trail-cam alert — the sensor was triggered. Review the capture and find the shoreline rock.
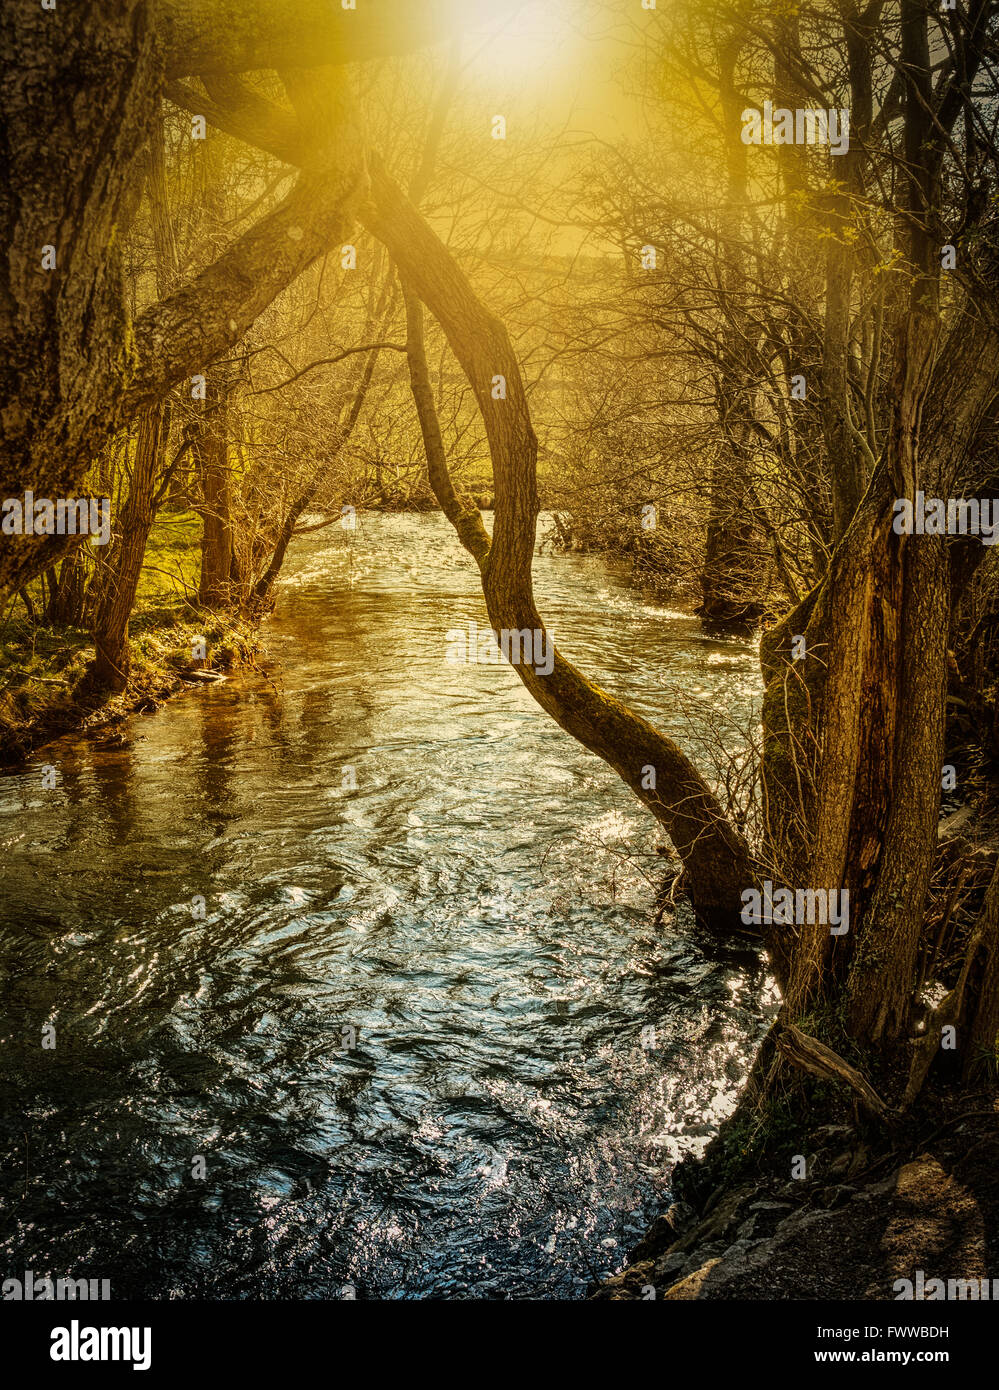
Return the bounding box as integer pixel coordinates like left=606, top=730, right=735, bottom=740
left=594, top=1104, right=999, bottom=1300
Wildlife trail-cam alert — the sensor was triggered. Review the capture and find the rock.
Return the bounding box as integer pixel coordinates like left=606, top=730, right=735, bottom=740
left=597, top=1118, right=999, bottom=1301
left=627, top=1214, right=676, bottom=1264
left=627, top=1203, right=697, bottom=1264
left=589, top=1259, right=657, bottom=1301
left=679, top=1242, right=725, bottom=1276
left=737, top=1201, right=794, bottom=1241
left=700, top=1181, right=729, bottom=1215
left=818, top=1184, right=856, bottom=1209
left=93, top=732, right=129, bottom=750
left=662, top=1258, right=722, bottom=1300
left=672, top=1183, right=756, bottom=1252
left=879, top=1153, right=989, bottom=1290
left=665, top=1200, right=696, bottom=1233
left=775, top=1181, right=806, bottom=1201
left=653, top=1250, right=687, bottom=1283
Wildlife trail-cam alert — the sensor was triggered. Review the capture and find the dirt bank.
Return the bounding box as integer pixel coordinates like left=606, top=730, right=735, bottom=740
left=595, top=1090, right=999, bottom=1300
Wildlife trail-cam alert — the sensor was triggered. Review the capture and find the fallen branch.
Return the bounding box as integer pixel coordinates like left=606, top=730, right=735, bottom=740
left=776, top=1022, right=895, bottom=1124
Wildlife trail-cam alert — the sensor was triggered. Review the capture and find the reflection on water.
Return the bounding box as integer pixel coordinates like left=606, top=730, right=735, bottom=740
left=0, top=514, right=776, bottom=1299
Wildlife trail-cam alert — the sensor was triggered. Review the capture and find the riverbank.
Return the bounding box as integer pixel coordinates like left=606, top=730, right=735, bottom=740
left=598, top=807, right=999, bottom=1301
left=0, top=512, right=261, bottom=767
left=595, top=1072, right=999, bottom=1300
left=0, top=610, right=260, bottom=767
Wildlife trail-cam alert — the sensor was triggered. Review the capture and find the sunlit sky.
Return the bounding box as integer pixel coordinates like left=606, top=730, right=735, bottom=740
left=461, top=0, right=654, bottom=144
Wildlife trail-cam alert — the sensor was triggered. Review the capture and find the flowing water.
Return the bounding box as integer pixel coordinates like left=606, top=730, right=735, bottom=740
left=0, top=513, right=776, bottom=1300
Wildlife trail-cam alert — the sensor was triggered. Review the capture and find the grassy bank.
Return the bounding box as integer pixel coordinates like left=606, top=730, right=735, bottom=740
left=0, top=510, right=261, bottom=766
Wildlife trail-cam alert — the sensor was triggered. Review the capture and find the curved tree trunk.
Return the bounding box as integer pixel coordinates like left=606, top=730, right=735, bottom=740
left=374, top=179, right=754, bottom=934
left=131, top=33, right=999, bottom=1087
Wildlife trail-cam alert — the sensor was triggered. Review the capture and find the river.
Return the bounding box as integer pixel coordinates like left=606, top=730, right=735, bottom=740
left=0, top=513, right=776, bottom=1299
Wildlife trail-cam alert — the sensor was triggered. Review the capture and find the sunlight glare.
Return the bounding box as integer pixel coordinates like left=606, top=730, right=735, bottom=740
left=466, top=0, right=577, bottom=86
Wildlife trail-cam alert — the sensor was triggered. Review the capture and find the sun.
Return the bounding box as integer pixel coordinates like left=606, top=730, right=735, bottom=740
left=464, top=0, right=579, bottom=86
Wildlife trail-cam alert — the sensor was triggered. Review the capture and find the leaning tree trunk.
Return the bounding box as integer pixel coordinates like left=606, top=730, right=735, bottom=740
left=167, top=73, right=760, bottom=932
left=367, top=171, right=756, bottom=935
left=92, top=404, right=164, bottom=692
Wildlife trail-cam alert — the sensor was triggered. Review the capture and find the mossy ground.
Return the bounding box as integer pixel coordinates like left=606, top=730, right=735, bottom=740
left=0, top=510, right=260, bottom=766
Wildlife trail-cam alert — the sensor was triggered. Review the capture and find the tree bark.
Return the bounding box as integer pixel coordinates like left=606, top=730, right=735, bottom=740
left=46, top=550, right=88, bottom=627
left=195, top=379, right=234, bottom=609
left=0, top=0, right=158, bottom=599
left=92, top=405, right=164, bottom=692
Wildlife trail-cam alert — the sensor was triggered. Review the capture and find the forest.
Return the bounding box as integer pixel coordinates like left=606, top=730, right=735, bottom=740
left=1, top=0, right=998, bottom=1313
